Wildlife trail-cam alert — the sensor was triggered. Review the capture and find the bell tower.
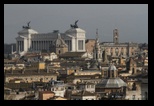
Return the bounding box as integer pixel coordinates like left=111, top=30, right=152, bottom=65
left=113, top=29, right=119, bottom=44
left=93, top=29, right=102, bottom=62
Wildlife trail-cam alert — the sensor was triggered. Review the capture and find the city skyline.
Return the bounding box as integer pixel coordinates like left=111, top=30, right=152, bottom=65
left=4, top=4, right=148, bottom=44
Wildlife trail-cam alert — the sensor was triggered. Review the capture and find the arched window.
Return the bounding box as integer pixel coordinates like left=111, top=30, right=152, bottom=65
left=132, top=95, right=136, bottom=100
left=115, top=48, right=119, bottom=56
left=111, top=52, right=113, bottom=56
left=112, top=71, right=114, bottom=77
left=40, top=78, right=43, bottom=82
left=132, top=82, right=136, bottom=90
left=111, top=48, right=113, bottom=52
left=121, top=48, right=124, bottom=55
left=99, top=54, right=101, bottom=58
left=96, top=53, right=98, bottom=59
left=59, top=50, right=61, bottom=54
left=132, top=68, right=135, bottom=74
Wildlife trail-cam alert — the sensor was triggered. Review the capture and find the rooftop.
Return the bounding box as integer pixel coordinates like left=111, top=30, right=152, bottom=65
left=5, top=69, right=58, bottom=76
left=71, top=90, right=96, bottom=96
left=96, top=78, right=127, bottom=88
left=59, top=52, right=86, bottom=58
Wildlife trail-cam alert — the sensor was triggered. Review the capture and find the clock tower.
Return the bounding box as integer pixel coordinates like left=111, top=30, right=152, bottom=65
left=113, top=29, right=119, bottom=44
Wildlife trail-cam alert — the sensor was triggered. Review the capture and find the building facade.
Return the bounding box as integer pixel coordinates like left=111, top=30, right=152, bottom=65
left=100, top=29, right=138, bottom=58
left=15, top=22, right=86, bottom=55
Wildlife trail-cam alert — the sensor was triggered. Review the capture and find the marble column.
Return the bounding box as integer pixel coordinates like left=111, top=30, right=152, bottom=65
left=36, top=41, right=38, bottom=51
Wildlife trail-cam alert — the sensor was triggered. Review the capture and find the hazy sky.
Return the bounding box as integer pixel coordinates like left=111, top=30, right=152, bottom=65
left=4, top=4, right=148, bottom=44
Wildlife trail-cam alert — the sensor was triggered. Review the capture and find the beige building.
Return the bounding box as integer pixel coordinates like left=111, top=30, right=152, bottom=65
left=85, top=39, right=95, bottom=54
left=71, top=90, right=98, bottom=100
left=5, top=69, right=58, bottom=83
left=125, top=79, right=142, bottom=100
left=74, top=70, right=101, bottom=76
left=100, top=29, right=138, bottom=58
left=39, top=91, right=55, bottom=100
left=126, top=57, right=137, bottom=74
left=30, top=62, right=45, bottom=70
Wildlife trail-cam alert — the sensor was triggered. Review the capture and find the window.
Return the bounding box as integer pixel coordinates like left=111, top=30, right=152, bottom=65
left=78, top=40, right=83, bottom=50
left=115, top=48, right=119, bottom=53
left=65, top=40, right=72, bottom=51
left=112, top=71, right=114, bottom=77
left=111, top=52, right=113, bottom=56
left=87, top=85, right=90, bottom=88
left=132, top=67, right=135, bottom=74
left=132, top=82, right=136, bottom=90
left=96, top=53, right=98, bottom=59
left=116, top=52, right=118, bottom=56
left=91, top=85, right=94, bottom=88
left=108, top=70, right=110, bottom=77
left=132, top=95, right=135, bottom=100
left=111, top=48, right=113, bottom=52
left=104, top=71, right=107, bottom=77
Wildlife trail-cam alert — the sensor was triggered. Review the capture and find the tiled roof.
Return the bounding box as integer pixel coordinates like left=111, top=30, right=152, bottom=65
left=5, top=69, right=58, bottom=76
left=39, top=91, right=55, bottom=94
left=96, top=78, right=127, bottom=88
left=71, top=90, right=96, bottom=96
left=5, top=83, right=33, bottom=89
left=128, top=72, right=147, bottom=78
left=78, top=82, right=95, bottom=85
left=67, top=74, right=101, bottom=79
left=59, top=52, right=86, bottom=58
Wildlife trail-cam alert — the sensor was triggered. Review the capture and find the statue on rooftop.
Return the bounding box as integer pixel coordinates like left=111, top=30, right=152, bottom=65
left=70, top=20, right=79, bottom=28
left=27, top=21, right=31, bottom=27
left=22, top=21, right=31, bottom=29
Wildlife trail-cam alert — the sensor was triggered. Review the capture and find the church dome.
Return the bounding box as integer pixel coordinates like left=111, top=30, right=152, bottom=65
left=65, top=28, right=86, bottom=34
left=53, top=33, right=68, bottom=47
left=96, top=78, right=127, bottom=88
left=108, top=64, right=117, bottom=71
left=18, top=28, right=38, bottom=35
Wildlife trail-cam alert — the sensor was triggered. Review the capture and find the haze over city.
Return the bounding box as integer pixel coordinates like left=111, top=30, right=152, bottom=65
left=4, top=4, right=148, bottom=44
